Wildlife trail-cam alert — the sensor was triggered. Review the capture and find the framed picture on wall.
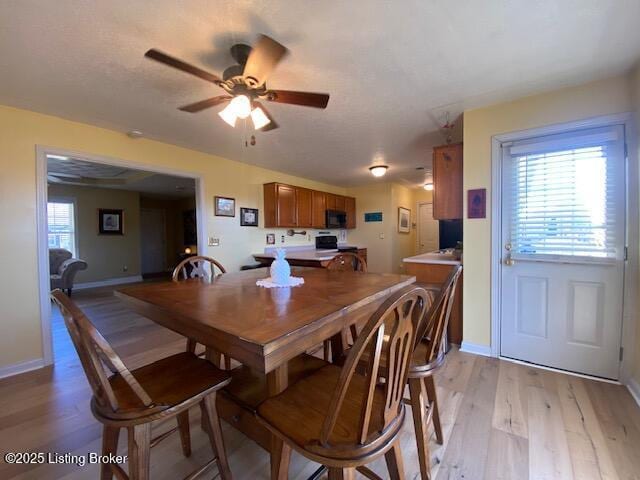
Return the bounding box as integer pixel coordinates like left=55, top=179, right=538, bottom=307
left=240, top=207, right=259, bottom=226
left=214, top=196, right=235, bottom=217
left=398, top=207, right=411, bottom=233
left=98, top=209, right=124, bottom=235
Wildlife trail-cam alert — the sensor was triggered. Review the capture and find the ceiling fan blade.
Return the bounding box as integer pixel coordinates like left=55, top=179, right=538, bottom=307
left=253, top=101, right=279, bottom=131
left=179, top=96, right=231, bottom=113
left=266, top=90, right=330, bottom=109
left=145, top=49, right=223, bottom=85
left=242, top=35, right=289, bottom=86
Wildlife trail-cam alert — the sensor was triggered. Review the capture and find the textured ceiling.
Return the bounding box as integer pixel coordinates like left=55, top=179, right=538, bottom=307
left=47, top=156, right=196, bottom=197
left=3, top=1, right=640, bottom=187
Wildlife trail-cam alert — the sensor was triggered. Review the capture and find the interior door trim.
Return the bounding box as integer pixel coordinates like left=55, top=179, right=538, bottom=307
left=489, top=112, right=638, bottom=385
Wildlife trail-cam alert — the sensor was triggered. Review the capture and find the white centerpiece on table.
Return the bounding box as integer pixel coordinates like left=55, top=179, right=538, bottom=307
left=256, top=248, right=305, bottom=288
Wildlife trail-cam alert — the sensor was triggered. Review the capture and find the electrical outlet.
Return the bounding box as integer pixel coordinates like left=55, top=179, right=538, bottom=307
left=280, top=235, right=285, bottom=243
left=208, top=237, right=220, bottom=246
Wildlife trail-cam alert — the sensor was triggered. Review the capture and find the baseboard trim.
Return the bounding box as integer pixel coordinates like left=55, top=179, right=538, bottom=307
left=627, top=377, right=640, bottom=408
left=74, top=275, right=143, bottom=290
left=0, top=358, right=46, bottom=380
left=460, top=341, right=493, bottom=357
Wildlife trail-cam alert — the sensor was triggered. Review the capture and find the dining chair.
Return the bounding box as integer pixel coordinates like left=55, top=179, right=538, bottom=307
left=257, top=285, right=430, bottom=480
left=406, top=265, right=462, bottom=479
left=344, top=265, right=461, bottom=479
left=51, top=290, right=233, bottom=480
left=323, top=252, right=368, bottom=361
left=172, top=256, right=231, bottom=369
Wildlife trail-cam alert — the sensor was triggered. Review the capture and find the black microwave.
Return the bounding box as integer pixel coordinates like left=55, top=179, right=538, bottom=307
left=325, top=209, right=347, bottom=229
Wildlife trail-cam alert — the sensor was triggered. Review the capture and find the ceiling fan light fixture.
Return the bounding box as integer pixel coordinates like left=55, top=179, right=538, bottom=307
left=218, top=104, right=238, bottom=127
left=229, top=94, right=252, bottom=119
left=423, top=183, right=434, bottom=191
left=369, top=165, right=388, bottom=178
left=251, top=106, right=271, bottom=130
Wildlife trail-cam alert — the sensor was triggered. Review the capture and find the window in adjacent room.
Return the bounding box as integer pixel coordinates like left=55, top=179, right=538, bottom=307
left=47, top=199, right=77, bottom=257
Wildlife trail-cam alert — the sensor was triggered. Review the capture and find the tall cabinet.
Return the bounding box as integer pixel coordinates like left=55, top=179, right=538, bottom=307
left=432, top=143, right=463, bottom=220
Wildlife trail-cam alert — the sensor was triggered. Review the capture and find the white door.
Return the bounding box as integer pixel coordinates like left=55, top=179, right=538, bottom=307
left=500, top=125, right=626, bottom=379
left=418, top=203, right=439, bottom=253
left=140, top=208, right=166, bottom=274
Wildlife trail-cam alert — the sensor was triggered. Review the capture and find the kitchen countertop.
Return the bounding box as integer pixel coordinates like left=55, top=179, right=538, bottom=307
left=403, top=252, right=462, bottom=265
left=253, top=245, right=367, bottom=262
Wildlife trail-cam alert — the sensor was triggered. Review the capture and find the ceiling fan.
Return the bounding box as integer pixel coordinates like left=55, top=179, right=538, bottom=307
left=145, top=34, right=330, bottom=131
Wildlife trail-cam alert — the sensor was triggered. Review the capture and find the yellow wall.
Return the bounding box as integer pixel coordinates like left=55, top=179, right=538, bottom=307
left=346, top=183, right=393, bottom=273
left=391, top=183, right=417, bottom=273
left=48, top=184, right=142, bottom=282
left=631, top=63, right=640, bottom=386
left=462, top=75, right=632, bottom=347
left=0, top=104, right=348, bottom=369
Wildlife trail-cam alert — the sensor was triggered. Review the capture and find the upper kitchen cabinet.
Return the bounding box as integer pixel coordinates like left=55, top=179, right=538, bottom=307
left=311, top=190, right=326, bottom=228
left=345, top=196, right=356, bottom=229
left=264, top=183, right=297, bottom=227
left=432, top=143, right=463, bottom=219
left=296, top=187, right=313, bottom=228
left=264, top=183, right=357, bottom=229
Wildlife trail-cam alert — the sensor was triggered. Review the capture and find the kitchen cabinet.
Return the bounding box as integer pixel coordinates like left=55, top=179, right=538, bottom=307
left=264, top=183, right=297, bottom=227
left=264, top=182, right=357, bottom=229
left=311, top=190, right=326, bottom=228
left=296, top=187, right=313, bottom=227
left=345, top=196, right=356, bottom=229
left=433, top=143, right=463, bottom=220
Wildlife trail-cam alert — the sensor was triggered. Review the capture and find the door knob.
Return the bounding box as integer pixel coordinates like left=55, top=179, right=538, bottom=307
left=504, top=257, right=515, bottom=266
left=504, top=243, right=512, bottom=251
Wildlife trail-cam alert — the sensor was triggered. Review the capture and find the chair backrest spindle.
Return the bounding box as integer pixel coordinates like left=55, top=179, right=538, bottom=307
left=319, top=286, right=429, bottom=447
left=172, top=256, right=226, bottom=282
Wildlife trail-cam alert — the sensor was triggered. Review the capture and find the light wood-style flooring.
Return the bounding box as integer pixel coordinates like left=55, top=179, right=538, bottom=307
left=1, top=285, right=639, bottom=479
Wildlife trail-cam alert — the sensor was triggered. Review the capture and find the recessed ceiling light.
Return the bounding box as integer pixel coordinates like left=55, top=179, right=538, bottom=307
left=127, top=130, right=144, bottom=139
left=423, top=183, right=434, bottom=191
left=369, top=165, right=388, bottom=177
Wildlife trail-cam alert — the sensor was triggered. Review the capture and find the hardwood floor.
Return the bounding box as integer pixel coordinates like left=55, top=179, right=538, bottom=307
left=1, top=285, right=639, bottom=479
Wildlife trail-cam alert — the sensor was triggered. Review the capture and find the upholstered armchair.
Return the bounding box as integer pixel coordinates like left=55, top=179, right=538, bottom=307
left=49, top=248, right=87, bottom=296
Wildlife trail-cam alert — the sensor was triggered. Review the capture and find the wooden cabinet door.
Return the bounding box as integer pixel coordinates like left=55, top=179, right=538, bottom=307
left=296, top=188, right=313, bottom=227
left=311, top=190, right=326, bottom=228
left=345, top=196, right=356, bottom=229
left=433, top=143, right=463, bottom=219
left=326, top=193, right=337, bottom=210
left=276, top=183, right=297, bottom=227
left=334, top=195, right=346, bottom=211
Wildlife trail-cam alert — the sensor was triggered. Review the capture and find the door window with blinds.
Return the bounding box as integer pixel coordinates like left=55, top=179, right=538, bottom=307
left=47, top=199, right=77, bottom=257
left=504, top=125, right=625, bottom=262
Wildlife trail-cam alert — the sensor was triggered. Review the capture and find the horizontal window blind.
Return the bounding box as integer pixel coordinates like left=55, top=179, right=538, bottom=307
left=47, top=201, right=76, bottom=256
left=508, top=131, right=619, bottom=260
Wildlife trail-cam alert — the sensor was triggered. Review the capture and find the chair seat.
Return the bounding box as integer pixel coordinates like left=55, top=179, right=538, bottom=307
left=107, top=352, right=231, bottom=414
left=257, top=364, right=387, bottom=450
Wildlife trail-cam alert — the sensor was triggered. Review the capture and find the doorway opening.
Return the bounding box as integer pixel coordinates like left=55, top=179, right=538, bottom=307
left=37, top=148, right=206, bottom=366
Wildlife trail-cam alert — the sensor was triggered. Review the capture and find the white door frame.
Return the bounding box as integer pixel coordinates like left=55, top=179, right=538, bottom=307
left=36, top=146, right=207, bottom=367
left=489, top=112, right=638, bottom=384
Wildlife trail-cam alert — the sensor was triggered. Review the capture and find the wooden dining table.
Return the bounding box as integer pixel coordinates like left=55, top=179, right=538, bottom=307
left=115, top=266, right=415, bottom=478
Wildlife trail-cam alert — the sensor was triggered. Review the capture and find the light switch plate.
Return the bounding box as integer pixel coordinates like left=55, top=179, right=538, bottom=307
left=208, top=237, right=220, bottom=246
left=379, top=233, right=385, bottom=239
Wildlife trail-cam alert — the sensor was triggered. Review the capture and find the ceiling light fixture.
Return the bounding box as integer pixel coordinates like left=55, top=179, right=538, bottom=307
left=251, top=106, right=271, bottom=130
left=423, top=183, right=434, bottom=191
left=218, top=94, right=252, bottom=127
left=369, top=165, right=388, bottom=177
left=218, top=105, right=238, bottom=127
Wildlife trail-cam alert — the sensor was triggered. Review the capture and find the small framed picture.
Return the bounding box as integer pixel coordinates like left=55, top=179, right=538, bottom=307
left=240, top=207, right=259, bottom=227
left=214, top=196, right=235, bottom=217
left=266, top=233, right=275, bottom=245
left=98, top=209, right=124, bottom=235
left=468, top=188, right=487, bottom=219
left=398, top=207, right=411, bottom=233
